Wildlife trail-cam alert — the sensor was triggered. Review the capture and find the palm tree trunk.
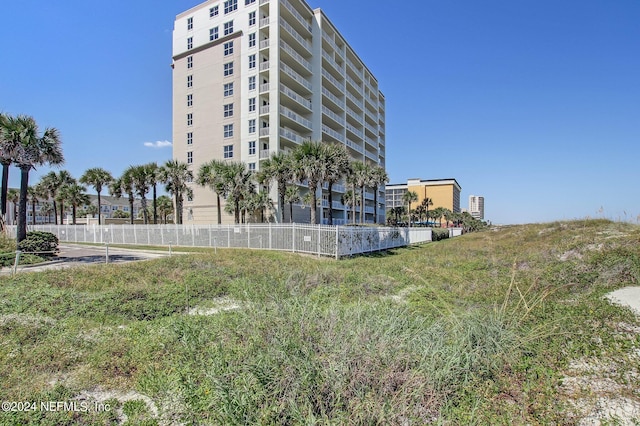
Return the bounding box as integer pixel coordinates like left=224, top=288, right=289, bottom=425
left=351, top=183, right=356, bottom=225
left=141, top=197, right=148, bottom=224
left=97, top=191, right=102, bottom=225
left=360, top=186, right=365, bottom=224
left=174, top=193, right=179, bottom=224
left=59, top=201, right=65, bottom=225
left=289, top=202, right=293, bottom=223
left=1, top=162, right=9, bottom=219
left=17, top=166, right=30, bottom=244
left=327, top=182, right=334, bottom=226
left=373, top=185, right=378, bottom=225
left=279, top=181, right=285, bottom=224
left=216, top=194, right=222, bottom=225
left=152, top=184, right=158, bottom=224
left=53, top=201, right=58, bottom=225
left=129, top=196, right=134, bottom=225
left=31, top=201, right=36, bottom=225
left=72, top=205, right=77, bottom=225
left=310, top=183, right=317, bottom=225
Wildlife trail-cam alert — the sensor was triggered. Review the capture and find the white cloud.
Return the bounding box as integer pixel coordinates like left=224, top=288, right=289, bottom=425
left=144, top=140, right=172, bottom=149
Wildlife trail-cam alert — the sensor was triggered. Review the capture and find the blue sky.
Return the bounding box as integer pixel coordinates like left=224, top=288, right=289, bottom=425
left=1, top=0, right=639, bottom=224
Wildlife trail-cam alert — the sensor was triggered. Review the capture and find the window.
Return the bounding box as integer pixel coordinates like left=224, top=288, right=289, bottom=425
left=248, top=119, right=256, bottom=133
left=187, top=94, right=193, bottom=107
left=249, top=140, right=256, bottom=155
left=187, top=113, right=193, bottom=126
left=187, top=75, right=193, bottom=87
left=224, top=82, right=234, bottom=96
left=187, top=132, right=193, bottom=145
left=248, top=32, right=256, bottom=48
left=224, top=124, right=233, bottom=138
left=210, top=27, right=219, bottom=41
left=248, top=76, right=256, bottom=91
left=224, top=21, right=233, bottom=35
left=187, top=151, right=193, bottom=164
left=209, top=5, right=219, bottom=17
left=187, top=37, right=193, bottom=50
left=245, top=0, right=256, bottom=4
left=248, top=11, right=256, bottom=26
left=248, top=162, right=256, bottom=171
left=186, top=174, right=193, bottom=183
left=248, top=54, right=256, bottom=69
left=224, top=103, right=234, bottom=117
left=187, top=56, right=193, bottom=69
left=224, top=0, right=237, bottom=14
left=224, top=144, right=234, bottom=158
left=224, top=41, right=233, bottom=56
left=248, top=97, right=256, bottom=112
left=223, top=62, right=233, bottom=76
left=187, top=17, right=193, bottom=30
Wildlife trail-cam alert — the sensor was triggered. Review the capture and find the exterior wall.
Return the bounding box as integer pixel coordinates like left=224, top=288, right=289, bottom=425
left=469, top=195, right=485, bottom=219
left=386, top=178, right=462, bottom=215
left=173, top=0, right=386, bottom=225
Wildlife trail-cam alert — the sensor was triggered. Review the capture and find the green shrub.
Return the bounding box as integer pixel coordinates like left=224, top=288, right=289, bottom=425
left=17, top=231, right=59, bottom=256
left=432, top=228, right=450, bottom=241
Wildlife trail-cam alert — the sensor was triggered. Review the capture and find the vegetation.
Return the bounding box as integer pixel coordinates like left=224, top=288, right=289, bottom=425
left=79, top=167, right=113, bottom=225
left=0, top=219, right=638, bottom=424
left=16, top=231, right=59, bottom=256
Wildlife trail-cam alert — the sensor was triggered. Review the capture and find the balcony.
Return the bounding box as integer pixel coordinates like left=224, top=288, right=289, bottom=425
left=259, top=17, right=270, bottom=28
left=345, top=138, right=363, bottom=154
left=259, top=60, right=270, bottom=72
left=364, top=150, right=378, bottom=162
left=279, top=40, right=312, bottom=74
left=279, top=127, right=306, bottom=144
left=280, top=83, right=312, bottom=112
left=259, top=127, right=271, bottom=137
left=321, top=68, right=344, bottom=92
left=346, top=106, right=361, bottom=122
left=281, top=0, right=313, bottom=34
left=346, top=123, right=363, bottom=139
left=322, top=105, right=345, bottom=127
left=322, top=32, right=343, bottom=57
left=259, top=149, right=271, bottom=159
left=346, top=91, right=363, bottom=110
left=322, top=49, right=343, bottom=76
left=321, top=87, right=344, bottom=111
left=259, top=39, right=270, bottom=50
left=280, top=61, right=312, bottom=93
left=280, top=106, right=312, bottom=130
left=365, top=121, right=378, bottom=135
left=365, top=136, right=378, bottom=149
left=259, top=105, right=270, bottom=115
left=322, top=125, right=344, bottom=143
left=259, top=83, right=270, bottom=93
left=280, top=17, right=311, bottom=54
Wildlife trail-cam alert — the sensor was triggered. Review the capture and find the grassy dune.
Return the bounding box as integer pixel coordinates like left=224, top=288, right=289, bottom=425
left=1, top=219, right=639, bottom=425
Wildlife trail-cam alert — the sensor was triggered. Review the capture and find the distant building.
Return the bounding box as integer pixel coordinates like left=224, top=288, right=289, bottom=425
left=468, top=195, right=484, bottom=220
left=386, top=178, right=462, bottom=213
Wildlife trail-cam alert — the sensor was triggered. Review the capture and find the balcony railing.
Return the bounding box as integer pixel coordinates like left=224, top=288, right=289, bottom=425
left=259, top=17, right=270, bottom=27
left=279, top=17, right=311, bottom=53
left=259, top=39, right=270, bottom=49
left=345, top=138, right=363, bottom=154
left=259, top=61, right=270, bottom=71
left=321, top=87, right=343, bottom=110
left=280, top=83, right=312, bottom=110
left=282, top=0, right=313, bottom=33
left=280, top=106, right=312, bottom=129
left=346, top=123, right=363, bottom=139
left=259, top=127, right=270, bottom=136
left=321, top=68, right=344, bottom=91
left=259, top=149, right=271, bottom=159
left=279, top=40, right=311, bottom=73
left=322, top=105, right=345, bottom=126
left=279, top=127, right=306, bottom=144
left=259, top=83, right=270, bottom=92
left=322, top=125, right=344, bottom=143
left=346, top=91, right=363, bottom=109
left=280, top=61, right=312, bottom=91
left=259, top=105, right=270, bottom=114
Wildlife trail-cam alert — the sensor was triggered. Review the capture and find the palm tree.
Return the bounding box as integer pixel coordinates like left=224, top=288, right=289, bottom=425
left=60, top=183, right=89, bottom=225
left=82, top=204, right=99, bottom=219
left=159, top=160, right=193, bottom=224
left=0, top=113, right=21, bottom=225
left=220, top=161, right=254, bottom=224
left=371, top=165, right=389, bottom=224
left=196, top=159, right=227, bottom=225
left=27, top=184, right=45, bottom=225
left=341, top=189, right=360, bottom=224
left=257, top=152, right=294, bottom=224
left=323, top=143, right=350, bottom=225
left=402, top=191, right=418, bottom=228
left=421, top=197, right=433, bottom=226
left=156, top=195, right=173, bottom=224
left=127, top=165, right=152, bottom=224
left=250, top=190, right=274, bottom=223
left=39, top=202, right=54, bottom=224
left=145, top=162, right=160, bottom=224
left=351, top=161, right=372, bottom=224
left=442, top=208, right=453, bottom=228
left=79, top=167, right=113, bottom=225
left=54, top=171, right=75, bottom=225
left=7, top=188, right=19, bottom=226
left=110, top=174, right=135, bottom=225
left=432, top=206, right=446, bottom=228
left=284, top=185, right=300, bottom=223
left=38, top=172, right=60, bottom=224
left=293, top=141, right=327, bottom=225
left=6, top=115, right=64, bottom=243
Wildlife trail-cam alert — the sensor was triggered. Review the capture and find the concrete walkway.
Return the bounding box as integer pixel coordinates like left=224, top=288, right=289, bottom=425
left=1, top=244, right=175, bottom=275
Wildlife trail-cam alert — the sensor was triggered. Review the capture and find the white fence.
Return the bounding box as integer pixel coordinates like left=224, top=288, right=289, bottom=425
left=9, top=224, right=432, bottom=259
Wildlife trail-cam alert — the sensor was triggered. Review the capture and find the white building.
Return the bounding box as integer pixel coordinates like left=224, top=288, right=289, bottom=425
left=173, top=0, right=386, bottom=224
left=468, top=195, right=485, bottom=220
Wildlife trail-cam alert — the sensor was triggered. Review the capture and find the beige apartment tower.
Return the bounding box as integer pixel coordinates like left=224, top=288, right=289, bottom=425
left=173, top=0, right=386, bottom=224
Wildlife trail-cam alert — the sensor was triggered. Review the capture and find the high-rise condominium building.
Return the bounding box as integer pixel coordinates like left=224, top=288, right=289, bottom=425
left=173, top=0, right=386, bottom=224
left=468, top=195, right=484, bottom=220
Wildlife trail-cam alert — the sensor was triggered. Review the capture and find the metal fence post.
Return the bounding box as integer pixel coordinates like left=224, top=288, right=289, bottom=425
left=335, top=226, right=339, bottom=260
left=292, top=223, right=296, bottom=253
left=105, top=243, right=109, bottom=264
